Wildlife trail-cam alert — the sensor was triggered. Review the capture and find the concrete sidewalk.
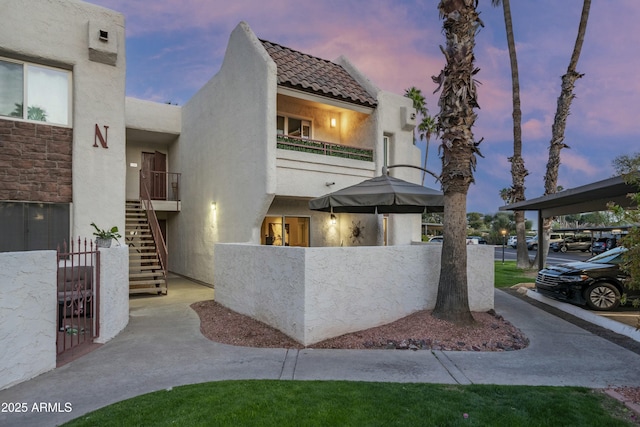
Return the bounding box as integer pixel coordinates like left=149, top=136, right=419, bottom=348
left=2, top=276, right=640, bottom=427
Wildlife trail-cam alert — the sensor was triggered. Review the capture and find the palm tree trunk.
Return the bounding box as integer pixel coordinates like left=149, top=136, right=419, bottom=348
left=432, top=0, right=482, bottom=326
left=541, top=0, right=591, bottom=266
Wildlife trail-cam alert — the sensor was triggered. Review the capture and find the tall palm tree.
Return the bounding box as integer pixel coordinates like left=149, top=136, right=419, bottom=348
left=431, top=0, right=483, bottom=326
left=499, top=187, right=511, bottom=205
left=491, top=0, right=529, bottom=269
left=420, top=115, right=438, bottom=185
left=404, top=87, right=428, bottom=144
left=540, top=0, right=591, bottom=264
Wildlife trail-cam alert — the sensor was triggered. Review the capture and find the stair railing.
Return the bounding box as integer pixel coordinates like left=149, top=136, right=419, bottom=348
left=139, top=170, right=168, bottom=277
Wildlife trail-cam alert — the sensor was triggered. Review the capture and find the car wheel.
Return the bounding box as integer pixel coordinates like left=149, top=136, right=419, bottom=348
left=585, top=282, right=620, bottom=311
left=530, top=244, right=537, bottom=251
left=560, top=245, right=567, bottom=253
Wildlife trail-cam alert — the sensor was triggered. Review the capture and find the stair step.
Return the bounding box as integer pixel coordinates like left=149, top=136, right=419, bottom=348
left=129, top=279, right=167, bottom=286
left=129, top=271, right=165, bottom=279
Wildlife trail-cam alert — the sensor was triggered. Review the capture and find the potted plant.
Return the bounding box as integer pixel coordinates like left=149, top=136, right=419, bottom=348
left=91, top=222, right=122, bottom=248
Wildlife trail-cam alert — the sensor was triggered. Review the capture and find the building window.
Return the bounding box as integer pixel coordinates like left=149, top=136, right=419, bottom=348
left=261, top=216, right=310, bottom=247
left=277, top=115, right=311, bottom=139
left=0, top=202, right=70, bottom=252
left=0, top=58, right=72, bottom=126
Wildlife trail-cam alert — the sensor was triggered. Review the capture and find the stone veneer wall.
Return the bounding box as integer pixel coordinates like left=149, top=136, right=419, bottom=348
left=0, top=118, right=72, bottom=202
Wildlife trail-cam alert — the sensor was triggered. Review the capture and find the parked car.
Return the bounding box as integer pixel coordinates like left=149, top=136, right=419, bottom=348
left=527, top=234, right=563, bottom=250
left=535, top=247, right=639, bottom=311
left=428, top=236, right=443, bottom=243
left=550, top=236, right=592, bottom=253
left=591, top=238, right=608, bottom=254
left=592, top=237, right=618, bottom=255
left=467, top=236, right=488, bottom=245
left=509, top=236, right=534, bottom=249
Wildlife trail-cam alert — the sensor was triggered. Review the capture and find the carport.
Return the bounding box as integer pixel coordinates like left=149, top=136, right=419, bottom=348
left=500, top=174, right=637, bottom=269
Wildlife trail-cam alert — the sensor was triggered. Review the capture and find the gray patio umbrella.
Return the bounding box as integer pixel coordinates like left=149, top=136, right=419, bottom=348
left=308, top=174, right=444, bottom=214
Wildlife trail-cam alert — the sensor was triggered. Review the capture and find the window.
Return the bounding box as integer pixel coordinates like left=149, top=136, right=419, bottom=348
left=0, top=58, right=72, bottom=126
left=0, top=202, right=70, bottom=252
left=277, top=115, right=311, bottom=139
left=261, top=216, right=310, bottom=247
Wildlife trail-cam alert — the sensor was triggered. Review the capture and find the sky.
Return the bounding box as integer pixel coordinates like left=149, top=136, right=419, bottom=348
left=86, top=0, right=640, bottom=215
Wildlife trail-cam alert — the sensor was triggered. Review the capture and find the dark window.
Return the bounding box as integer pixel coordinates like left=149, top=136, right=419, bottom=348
left=0, top=202, right=70, bottom=252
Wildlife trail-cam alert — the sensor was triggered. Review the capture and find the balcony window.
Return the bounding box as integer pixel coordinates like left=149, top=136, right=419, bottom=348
left=0, top=58, right=72, bottom=126
left=277, top=114, right=310, bottom=139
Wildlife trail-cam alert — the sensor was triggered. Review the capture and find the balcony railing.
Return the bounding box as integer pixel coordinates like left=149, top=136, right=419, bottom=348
left=140, top=170, right=181, bottom=211
left=277, top=135, right=373, bottom=162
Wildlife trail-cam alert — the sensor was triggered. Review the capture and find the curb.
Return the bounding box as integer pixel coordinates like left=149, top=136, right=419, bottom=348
left=604, top=389, right=640, bottom=418
left=526, top=290, right=640, bottom=343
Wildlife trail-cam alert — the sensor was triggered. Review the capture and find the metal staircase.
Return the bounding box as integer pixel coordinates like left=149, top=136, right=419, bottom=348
left=125, top=200, right=167, bottom=295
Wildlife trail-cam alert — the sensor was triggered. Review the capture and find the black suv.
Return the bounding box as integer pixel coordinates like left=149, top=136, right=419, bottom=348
left=535, top=247, right=640, bottom=311
left=550, top=236, right=592, bottom=253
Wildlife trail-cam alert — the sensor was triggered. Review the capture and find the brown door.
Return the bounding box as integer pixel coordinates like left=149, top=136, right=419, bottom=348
left=141, top=151, right=167, bottom=200
left=153, top=151, right=167, bottom=200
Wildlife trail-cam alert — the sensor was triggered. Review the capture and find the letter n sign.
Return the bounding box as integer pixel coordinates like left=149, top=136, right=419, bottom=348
left=94, top=124, right=109, bottom=148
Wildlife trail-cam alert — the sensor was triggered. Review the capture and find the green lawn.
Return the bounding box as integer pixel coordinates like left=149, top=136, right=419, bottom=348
left=495, top=261, right=537, bottom=288
left=63, top=380, right=635, bottom=426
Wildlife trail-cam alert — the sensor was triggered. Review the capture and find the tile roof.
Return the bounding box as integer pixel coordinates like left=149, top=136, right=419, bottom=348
left=260, top=39, right=377, bottom=108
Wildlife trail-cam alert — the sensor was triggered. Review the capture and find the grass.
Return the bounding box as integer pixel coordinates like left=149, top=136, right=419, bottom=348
left=495, top=261, right=537, bottom=288
left=63, top=380, right=635, bottom=426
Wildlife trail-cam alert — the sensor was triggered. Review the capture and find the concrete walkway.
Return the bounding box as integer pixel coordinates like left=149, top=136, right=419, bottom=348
left=2, top=276, right=640, bottom=427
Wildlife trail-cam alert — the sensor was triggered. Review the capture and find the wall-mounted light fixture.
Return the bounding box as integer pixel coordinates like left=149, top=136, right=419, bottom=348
left=211, top=202, right=217, bottom=211
left=330, top=117, right=337, bottom=128
left=330, top=213, right=337, bottom=225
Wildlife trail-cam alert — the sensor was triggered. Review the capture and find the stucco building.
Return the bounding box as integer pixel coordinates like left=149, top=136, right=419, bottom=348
left=1, top=0, right=423, bottom=287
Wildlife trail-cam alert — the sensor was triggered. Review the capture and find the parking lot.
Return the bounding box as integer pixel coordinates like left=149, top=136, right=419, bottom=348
left=494, top=245, right=640, bottom=329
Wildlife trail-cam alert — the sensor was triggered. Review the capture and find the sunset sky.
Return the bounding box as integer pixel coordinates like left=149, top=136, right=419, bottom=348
left=86, top=0, right=640, bottom=216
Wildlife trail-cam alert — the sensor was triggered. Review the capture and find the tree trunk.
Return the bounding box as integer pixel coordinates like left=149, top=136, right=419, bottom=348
left=433, top=191, right=475, bottom=325
left=500, top=0, right=530, bottom=269
left=432, top=0, right=482, bottom=326
left=540, top=0, right=591, bottom=266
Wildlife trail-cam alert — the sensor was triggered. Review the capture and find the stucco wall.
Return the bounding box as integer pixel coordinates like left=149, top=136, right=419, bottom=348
left=0, top=247, right=129, bottom=390
left=214, top=243, right=494, bottom=346
left=94, top=246, right=129, bottom=343
left=0, top=251, right=57, bottom=391
left=172, top=22, right=277, bottom=284
left=1, top=0, right=127, bottom=240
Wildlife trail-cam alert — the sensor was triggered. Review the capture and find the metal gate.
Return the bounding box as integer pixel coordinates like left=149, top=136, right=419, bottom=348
left=56, top=238, right=100, bottom=363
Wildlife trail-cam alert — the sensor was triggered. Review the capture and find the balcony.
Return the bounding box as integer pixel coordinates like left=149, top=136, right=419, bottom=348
left=276, top=135, right=373, bottom=162
left=140, top=170, right=181, bottom=211
left=275, top=135, right=375, bottom=198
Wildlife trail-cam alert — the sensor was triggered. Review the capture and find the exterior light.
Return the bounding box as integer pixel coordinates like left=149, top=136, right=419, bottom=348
left=330, top=117, right=337, bottom=128
left=330, top=213, right=337, bottom=225
left=211, top=202, right=216, bottom=211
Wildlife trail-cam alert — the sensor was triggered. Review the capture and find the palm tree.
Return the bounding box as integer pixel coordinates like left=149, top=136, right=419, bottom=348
left=420, top=115, right=438, bottom=185
left=404, top=87, right=428, bottom=144
left=499, top=187, right=511, bottom=205
left=540, top=0, right=591, bottom=264
left=491, top=0, right=529, bottom=269
left=431, top=0, right=483, bottom=326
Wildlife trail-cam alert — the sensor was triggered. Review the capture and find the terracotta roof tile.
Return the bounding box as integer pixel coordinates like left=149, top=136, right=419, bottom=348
left=260, top=39, right=377, bottom=108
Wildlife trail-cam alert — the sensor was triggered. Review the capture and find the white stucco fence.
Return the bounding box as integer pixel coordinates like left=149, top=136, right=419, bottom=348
left=0, top=247, right=129, bottom=390
left=214, top=243, right=494, bottom=346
